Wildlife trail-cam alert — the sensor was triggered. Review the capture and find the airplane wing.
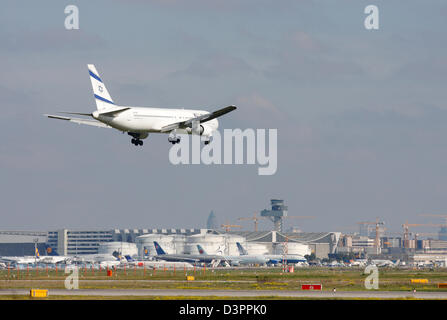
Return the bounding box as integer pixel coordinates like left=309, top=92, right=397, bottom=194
left=44, top=114, right=112, bottom=128
left=160, top=105, right=236, bottom=133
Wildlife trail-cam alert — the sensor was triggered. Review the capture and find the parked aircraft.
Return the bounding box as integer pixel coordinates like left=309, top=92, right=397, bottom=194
left=0, top=247, right=41, bottom=265
left=123, top=255, right=194, bottom=269
left=45, top=65, right=236, bottom=146
left=71, top=253, right=122, bottom=267
left=37, top=245, right=72, bottom=264
left=197, top=244, right=267, bottom=266
left=153, top=241, right=220, bottom=265
left=236, top=242, right=307, bottom=265
left=370, top=259, right=397, bottom=267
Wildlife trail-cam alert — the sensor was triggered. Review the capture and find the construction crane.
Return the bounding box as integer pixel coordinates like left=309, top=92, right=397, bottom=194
left=402, top=222, right=447, bottom=248
left=414, top=232, right=438, bottom=237
left=419, top=214, right=447, bottom=224
left=357, top=219, right=384, bottom=254
left=413, top=232, right=438, bottom=243
left=238, top=213, right=264, bottom=232
left=221, top=223, right=242, bottom=233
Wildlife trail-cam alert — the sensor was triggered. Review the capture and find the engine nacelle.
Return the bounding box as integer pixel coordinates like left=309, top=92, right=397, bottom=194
left=139, top=132, right=149, bottom=139
left=187, top=125, right=213, bottom=136
left=200, top=125, right=214, bottom=137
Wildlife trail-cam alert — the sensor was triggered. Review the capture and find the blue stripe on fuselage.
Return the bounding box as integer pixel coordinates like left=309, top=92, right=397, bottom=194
left=89, top=70, right=102, bottom=82
left=94, top=94, right=114, bottom=105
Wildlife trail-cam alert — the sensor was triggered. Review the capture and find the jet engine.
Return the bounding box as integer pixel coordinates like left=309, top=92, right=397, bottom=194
left=187, top=125, right=213, bottom=136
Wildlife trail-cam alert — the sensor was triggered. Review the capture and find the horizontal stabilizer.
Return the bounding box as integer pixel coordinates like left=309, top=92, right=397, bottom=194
left=44, top=114, right=111, bottom=128
left=59, top=112, right=93, bottom=117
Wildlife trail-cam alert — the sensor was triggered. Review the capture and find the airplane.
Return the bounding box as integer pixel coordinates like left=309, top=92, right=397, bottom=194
left=236, top=242, right=307, bottom=265
left=37, top=245, right=72, bottom=264
left=45, top=64, right=237, bottom=146
left=153, top=241, right=220, bottom=265
left=197, top=244, right=267, bottom=266
left=369, top=259, right=396, bottom=267
left=0, top=256, right=38, bottom=265
left=350, top=259, right=368, bottom=267
left=123, top=255, right=194, bottom=269
left=0, top=247, right=41, bottom=265
left=71, top=253, right=122, bottom=267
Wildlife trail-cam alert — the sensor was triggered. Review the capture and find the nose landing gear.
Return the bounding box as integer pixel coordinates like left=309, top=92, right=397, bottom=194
left=168, top=136, right=181, bottom=144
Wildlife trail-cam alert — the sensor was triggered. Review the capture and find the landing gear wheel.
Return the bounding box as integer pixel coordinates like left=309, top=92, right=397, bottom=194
left=131, top=138, right=143, bottom=146
left=204, top=140, right=210, bottom=145
left=169, top=136, right=180, bottom=144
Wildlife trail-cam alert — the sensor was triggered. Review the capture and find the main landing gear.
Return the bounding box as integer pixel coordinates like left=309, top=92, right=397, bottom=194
left=131, top=138, right=143, bottom=146
left=128, top=132, right=145, bottom=146
left=168, top=136, right=210, bottom=145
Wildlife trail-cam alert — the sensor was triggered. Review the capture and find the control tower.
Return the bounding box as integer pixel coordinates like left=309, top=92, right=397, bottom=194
left=261, top=199, right=288, bottom=232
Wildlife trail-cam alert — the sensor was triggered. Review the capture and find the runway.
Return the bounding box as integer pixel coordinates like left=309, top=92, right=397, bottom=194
left=1, top=288, right=447, bottom=299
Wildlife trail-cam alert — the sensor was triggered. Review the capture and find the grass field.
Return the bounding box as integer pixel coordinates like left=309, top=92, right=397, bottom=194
left=1, top=266, right=447, bottom=294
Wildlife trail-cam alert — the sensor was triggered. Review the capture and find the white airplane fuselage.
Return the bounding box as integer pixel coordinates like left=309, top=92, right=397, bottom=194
left=226, top=255, right=268, bottom=266
left=93, top=107, right=218, bottom=135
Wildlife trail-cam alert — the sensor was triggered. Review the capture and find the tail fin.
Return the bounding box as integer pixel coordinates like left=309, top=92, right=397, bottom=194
left=197, top=245, right=207, bottom=255
left=87, top=64, right=115, bottom=111
left=125, top=255, right=134, bottom=262
left=44, top=244, right=59, bottom=256
left=153, top=241, right=166, bottom=255
left=35, top=247, right=40, bottom=259
left=236, top=242, right=248, bottom=255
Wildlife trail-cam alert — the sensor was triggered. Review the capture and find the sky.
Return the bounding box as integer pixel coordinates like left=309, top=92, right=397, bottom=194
left=1, top=1, right=447, bottom=234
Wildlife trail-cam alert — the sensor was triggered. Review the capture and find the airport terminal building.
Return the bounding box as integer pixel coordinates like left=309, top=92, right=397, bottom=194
left=0, top=231, right=47, bottom=256
left=0, top=228, right=341, bottom=259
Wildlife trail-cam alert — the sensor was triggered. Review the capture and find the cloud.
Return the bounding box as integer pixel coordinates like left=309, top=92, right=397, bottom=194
left=264, top=31, right=364, bottom=82
left=232, top=92, right=316, bottom=147
left=172, top=53, right=257, bottom=78
left=288, top=31, right=327, bottom=53
left=0, top=28, right=107, bottom=53
left=112, top=0, right=299, bottom=13
left=395, top=57, right=447, bottom=83
left=232, top=92, right=285, bottom=128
